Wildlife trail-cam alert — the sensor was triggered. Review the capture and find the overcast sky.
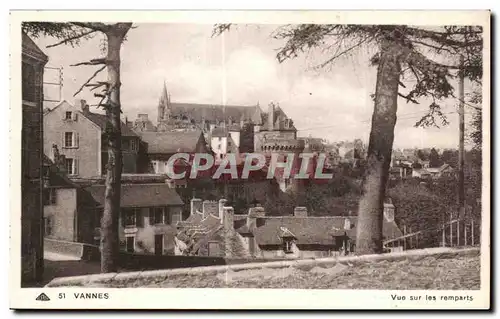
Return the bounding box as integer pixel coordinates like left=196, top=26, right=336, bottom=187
left=35, top=23, right=476, bottom=149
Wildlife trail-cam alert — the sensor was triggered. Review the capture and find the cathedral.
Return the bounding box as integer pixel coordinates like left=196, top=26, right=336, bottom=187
left=131, top=83, right=307, bottom=188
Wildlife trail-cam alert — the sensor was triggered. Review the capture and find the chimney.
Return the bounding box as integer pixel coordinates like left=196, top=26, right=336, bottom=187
left=75, top=99, right=89, bottom=114
left=247, top=206, right=265, bottom=232
left=190, top=198, right=202, bottom=216
left=222, top=206, right=234, bottom=231
left=267, top=102, right=275, bottom=131
left=293, top=206, right=308, bottom=217
left=218, top=199, right=227, bottom=222
left=383, top=203, right=395, bottom=222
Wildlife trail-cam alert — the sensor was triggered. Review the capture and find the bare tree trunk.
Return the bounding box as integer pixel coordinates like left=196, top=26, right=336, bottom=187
left=356, top=37, right=402, bottom=255
left=101, top=24, right=131, bottom=273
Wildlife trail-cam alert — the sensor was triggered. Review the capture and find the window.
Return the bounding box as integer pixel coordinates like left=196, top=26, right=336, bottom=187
left=123, top=208, right=138, bottom=227
left=218, top=137, right=222, bottom=141
left=44, top=216, right=53, bottom=236
left=152, top=207, right=165, bottom=224
left=283, top=239, right=293, bottom=253
left=122, top=139, right=129, bottom=151
left=217, top=144, right=221, bottom=150
left=130, top=139, right=138, bottom=151
left=22, top=62, right=36, bottom=102
left=65, top=158, right=77, bottom=175
left=208, top=242, right=221, bottom=257
left=43, top=188, right=57, bottom=206
left=170, top=210, right=182, bottom=224
left=64, top=132, right=78, bottom=148
left=65, top=111, right=73, bottom=120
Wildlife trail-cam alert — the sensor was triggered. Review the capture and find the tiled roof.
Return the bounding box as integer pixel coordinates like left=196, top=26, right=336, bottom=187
left=138, top=130, right=203, bottom=154
left=84, top=112, right=138, bottom=137
left=253, top=216, right=402, bottom=246
left=170, top=103, right=259, bottom=124
left=84, top=183, right=184, bottom=207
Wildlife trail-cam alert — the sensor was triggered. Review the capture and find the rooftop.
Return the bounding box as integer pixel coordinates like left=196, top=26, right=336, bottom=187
left=84, top=183, right=184, bottom=207
left=84, top=112, right=138, bottom=137
left=138, top=130, right=204, bottom=154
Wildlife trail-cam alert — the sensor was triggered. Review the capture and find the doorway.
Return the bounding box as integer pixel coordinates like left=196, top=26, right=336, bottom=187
left=126, top=236, right=135, bottom=253
left=154, top=234, right=163, bottom=255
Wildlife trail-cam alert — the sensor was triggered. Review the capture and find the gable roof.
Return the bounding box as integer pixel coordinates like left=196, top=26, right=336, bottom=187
left=138, top=130, right=204, bottom=154
left=84, top=112, right=137, bottom=137
left=84, top=183, right=183, bottom=207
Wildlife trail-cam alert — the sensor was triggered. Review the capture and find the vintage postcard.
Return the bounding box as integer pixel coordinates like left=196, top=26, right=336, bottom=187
left=10, top=10, right=490, bottom=310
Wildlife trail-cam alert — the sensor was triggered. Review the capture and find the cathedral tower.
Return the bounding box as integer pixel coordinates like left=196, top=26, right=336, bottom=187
left=157, top=81, right=171, bottom=124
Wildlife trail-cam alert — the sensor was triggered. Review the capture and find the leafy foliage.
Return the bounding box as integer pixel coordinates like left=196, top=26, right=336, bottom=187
left=22, top=22, right=97, bottom=47
left=428, top=148, right=443, bottom=168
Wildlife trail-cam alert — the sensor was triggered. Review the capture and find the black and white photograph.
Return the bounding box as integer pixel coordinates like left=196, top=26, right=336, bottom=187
left=10, top=10, right=490, bottom=310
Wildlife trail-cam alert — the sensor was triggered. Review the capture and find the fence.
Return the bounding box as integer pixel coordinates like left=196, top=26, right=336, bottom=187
left=383, top=213, right=481, bottom=250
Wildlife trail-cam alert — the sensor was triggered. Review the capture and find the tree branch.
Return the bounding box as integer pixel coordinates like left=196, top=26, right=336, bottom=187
left=71, top=58, right=107, bottom=67
left=398, top=92, right=419, bottom=104
left=71, top=22, right=110, bottom=32
left=46, top=29, right=97, bottom=48
left=316, top=34, right=373, bottom=69
left=85, top=81, right=109, bottom=91
left=73, top=65, right=106, bottom=97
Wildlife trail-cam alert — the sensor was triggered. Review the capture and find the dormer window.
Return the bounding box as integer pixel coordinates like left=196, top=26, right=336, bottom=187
left=283, top=238, right=293, bottom=253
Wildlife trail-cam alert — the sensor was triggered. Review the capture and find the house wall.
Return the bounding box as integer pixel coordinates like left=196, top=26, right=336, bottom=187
left=44, top=101, right=101, bottom=178
left=43, top=188, right=77, bottom=242
left=118, top=206, right=183, bottom=255
left=21, top=45, right=46, bottom=285
left=211, top=136, right=228, bottom=160
left=229, top=131, right=240, bottom=148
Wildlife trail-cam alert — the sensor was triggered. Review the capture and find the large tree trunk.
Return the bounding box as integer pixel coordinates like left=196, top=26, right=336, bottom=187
left=101, top=24, right=131, bottom=273
left=356, top=36, right=403, bottom=255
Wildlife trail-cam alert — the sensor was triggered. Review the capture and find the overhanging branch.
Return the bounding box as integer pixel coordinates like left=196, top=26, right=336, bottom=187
left=71, top=22, right=110, bottom=33
left=73, top=65, right=106, bottom=97
left=46, top=29, right=97, bottom=48
left=71, top=58, right=107, bottom=67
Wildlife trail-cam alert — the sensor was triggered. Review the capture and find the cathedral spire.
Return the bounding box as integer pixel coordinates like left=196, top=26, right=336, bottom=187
left=160, top=80, right=169, bottom=105
left=158, top=80, right=170, bottom=124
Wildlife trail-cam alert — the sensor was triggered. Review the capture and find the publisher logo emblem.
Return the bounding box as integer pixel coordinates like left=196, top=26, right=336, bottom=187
left=35, top=293, right=50, bottom=301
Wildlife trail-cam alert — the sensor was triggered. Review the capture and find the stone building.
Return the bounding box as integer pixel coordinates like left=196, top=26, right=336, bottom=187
left=21, top=32, right=48, bottom=285
left=254, top=102, right=305, bottom=192
left=43, top=99, right=141, bottom=178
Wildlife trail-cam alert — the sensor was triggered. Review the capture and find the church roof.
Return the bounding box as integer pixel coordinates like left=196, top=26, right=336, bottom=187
left=169, top=102, right=261, bottom=124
